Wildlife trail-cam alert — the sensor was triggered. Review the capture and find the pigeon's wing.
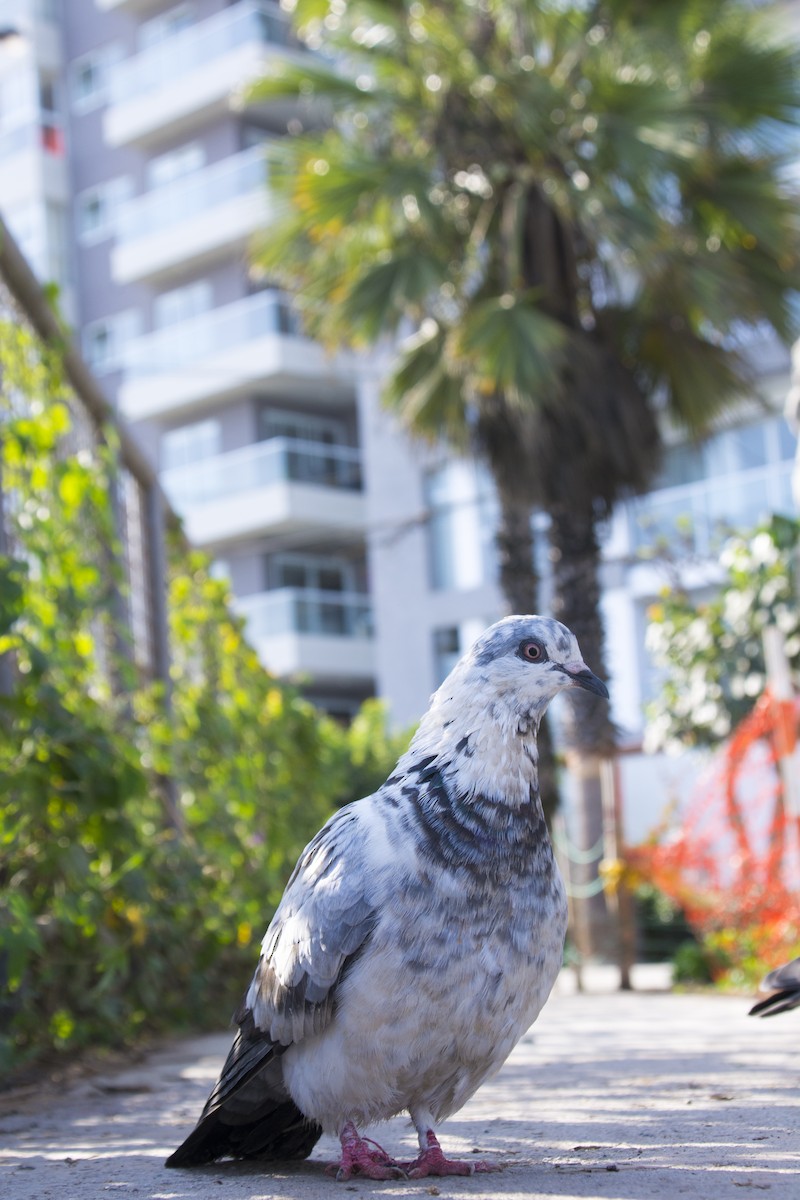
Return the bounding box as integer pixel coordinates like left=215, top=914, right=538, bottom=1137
left=210, top=802, right=378, bottom=1113
left=749, top=955, right=800, bottom=1018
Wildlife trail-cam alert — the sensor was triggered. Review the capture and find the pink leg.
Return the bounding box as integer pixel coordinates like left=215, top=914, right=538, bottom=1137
left=402, top=1129, right=501, bottom=1178
left=326, top=1121, right=406, bottom=1181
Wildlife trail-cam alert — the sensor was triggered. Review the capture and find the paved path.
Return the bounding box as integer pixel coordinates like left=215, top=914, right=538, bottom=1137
left=1, top=969, right=797, bottom=1200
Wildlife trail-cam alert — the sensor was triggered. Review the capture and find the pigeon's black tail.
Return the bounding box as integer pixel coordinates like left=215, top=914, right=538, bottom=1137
left=165, top=1096, right=322, bottom=1167
left=166, top=1015, right=322, bottom=1168
left=749, top=987, right=800, bottom=1018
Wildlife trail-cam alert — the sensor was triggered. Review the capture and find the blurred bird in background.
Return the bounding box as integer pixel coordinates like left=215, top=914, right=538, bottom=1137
left=749, top=956, right=800, bottom=1018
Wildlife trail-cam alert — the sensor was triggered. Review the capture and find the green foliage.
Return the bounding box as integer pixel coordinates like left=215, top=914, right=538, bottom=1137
left=0, top=319, right=407, bottom=1074
left=672, top=927, right=800, bottom=991
left=645, top=515, right=800, bottom=751
left=671, top=939, right=716, bottom=985
left=254, top=0, right=800, bottom=495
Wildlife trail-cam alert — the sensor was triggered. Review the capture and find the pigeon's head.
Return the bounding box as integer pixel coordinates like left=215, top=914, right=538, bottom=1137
left=451, top=615, right=608, bottom=719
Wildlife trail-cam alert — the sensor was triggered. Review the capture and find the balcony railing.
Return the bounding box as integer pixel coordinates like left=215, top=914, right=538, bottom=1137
left=115, top=146, right=267, bottom=243
left=631, top=460, right=795, bottom=557
left=161, top=437, right=363, bottom=508
left=108, top=0, right=301, bottom=106
left=122, top=290, right=301, bottom=377
left=236, top=587, right=373, bottom=640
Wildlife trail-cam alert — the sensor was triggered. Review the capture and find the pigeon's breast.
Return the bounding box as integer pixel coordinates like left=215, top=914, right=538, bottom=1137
left=282, top=828, right=567, bottom=1131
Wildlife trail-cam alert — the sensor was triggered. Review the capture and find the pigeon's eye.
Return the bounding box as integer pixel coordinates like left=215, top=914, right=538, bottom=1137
left=519, top=640, right=547, bottom=664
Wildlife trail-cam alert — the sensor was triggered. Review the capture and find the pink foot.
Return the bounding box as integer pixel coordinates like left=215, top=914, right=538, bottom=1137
left=402, top=1130, right=501, bottom=1178
left=326, top=1121, right=406, bottom=1181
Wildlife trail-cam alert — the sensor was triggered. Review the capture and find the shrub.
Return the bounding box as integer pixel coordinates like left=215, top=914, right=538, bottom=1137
left=0, top=313, right=409, bottom=1075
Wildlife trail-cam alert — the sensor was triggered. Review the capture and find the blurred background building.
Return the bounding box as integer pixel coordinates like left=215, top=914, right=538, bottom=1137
left=0, top=1, right=796, bottom=832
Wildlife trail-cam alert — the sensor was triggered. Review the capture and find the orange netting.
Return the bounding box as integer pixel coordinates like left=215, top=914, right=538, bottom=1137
left=629, top=689, right=800, bottom=972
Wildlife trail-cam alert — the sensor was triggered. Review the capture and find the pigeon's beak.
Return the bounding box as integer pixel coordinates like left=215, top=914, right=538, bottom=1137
left=561, top=661, right=609, bottom=699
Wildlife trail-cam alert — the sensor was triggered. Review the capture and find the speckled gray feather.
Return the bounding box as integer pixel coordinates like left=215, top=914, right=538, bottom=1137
left=166, top=615, right=608, bottom=1168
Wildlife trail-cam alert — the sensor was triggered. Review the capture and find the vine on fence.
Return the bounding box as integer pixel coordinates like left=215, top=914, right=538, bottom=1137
left=0, top=316, right=409, bottom=1074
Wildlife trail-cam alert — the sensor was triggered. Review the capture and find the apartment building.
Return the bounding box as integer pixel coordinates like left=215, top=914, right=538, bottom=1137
left=23, top=0, right=374, bottom=717
left=1, top=2, right=796, bottom=837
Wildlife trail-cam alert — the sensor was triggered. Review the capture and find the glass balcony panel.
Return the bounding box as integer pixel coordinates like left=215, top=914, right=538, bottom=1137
left=161, top=437, right=363, bottom=509
left=237, top=588, right=373, bottom=640
left=122, top=291, right=300, bottom=377
left=108, top=1, right=300, bottom=106
left=632, top=460, right=795, bottom=557
left=116, top=146, right=267, bottom=242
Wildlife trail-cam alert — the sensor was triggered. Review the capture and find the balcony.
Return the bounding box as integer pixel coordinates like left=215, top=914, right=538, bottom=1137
left=111, top=147, right=269, bottom=285
left=161, top=437, right=366, bottom=548
left=118, top=291, right=354, bottom=421
left=234, top=588, right=374, bottom=682
left=104, top=0, right=305, bottom=147
left=630, top=460, right=795, bottom=561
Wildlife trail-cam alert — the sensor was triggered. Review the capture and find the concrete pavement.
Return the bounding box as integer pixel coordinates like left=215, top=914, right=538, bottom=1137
left=1, top=967, right=797, bottom=1200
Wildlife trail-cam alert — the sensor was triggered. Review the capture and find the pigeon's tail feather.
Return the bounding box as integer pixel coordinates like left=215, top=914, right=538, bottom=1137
left=167, top=1012, right=322, bottom=1167
left=749, top=988, right=800, bottom=1018
left=199, top=1015, right=276, bottom=1117
left=165, top=1097, right=322, bottom=1166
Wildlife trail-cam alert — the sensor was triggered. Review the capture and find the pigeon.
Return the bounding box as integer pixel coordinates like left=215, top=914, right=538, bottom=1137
left=166, top=614, right=608, bottom=1179
left=749, top=956, right=800, bottom=1017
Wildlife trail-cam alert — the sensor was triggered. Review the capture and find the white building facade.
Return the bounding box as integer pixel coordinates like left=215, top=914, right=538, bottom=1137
left=0, top=2, right=796, bottom=838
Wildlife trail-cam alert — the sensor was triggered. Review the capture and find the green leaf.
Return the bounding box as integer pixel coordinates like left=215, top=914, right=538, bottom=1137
left=343, top=252, right=448, bottom=339
left=455, top=295, right=567, bottom=400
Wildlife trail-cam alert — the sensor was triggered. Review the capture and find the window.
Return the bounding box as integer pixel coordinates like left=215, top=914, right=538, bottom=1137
left=161, top=418, right=221, bottom=472
left=146, top=140, right=205, bottom=189
left=70, top=45, right=122, bottom=113
left=267, top=553, right=356, bottom=594
left=138, top=4, right=194, bottom=50
left=254, top=5, right=298, bottom=48
left=76, top=177, right=132, bottom=245
left=39, top=77, right=57, bottom=115
left=258, top=407, right=349, bottom=446
left=265, top=554, right=364, bottom=637
left=153, top=279, right=212, bottom=329
left=432, top=620, right=488, bottom=687
left=425, top=461, right=498, bottom=591
left=432, top=627, right=460, bottom=687
left=83, top=310, right=141, bottom=375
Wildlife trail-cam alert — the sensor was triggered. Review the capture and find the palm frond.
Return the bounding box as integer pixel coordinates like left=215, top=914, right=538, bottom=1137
left=342, top=253, right=450, bottom=340
left=382, top=321, right=471, bottom=450
left=454, top=294, right=567, bottom=401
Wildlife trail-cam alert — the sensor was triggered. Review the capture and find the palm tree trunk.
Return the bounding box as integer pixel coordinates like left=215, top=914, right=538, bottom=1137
left=548, top=500, right=617, bottom=960
left=494, top=487, right=559, bottom=825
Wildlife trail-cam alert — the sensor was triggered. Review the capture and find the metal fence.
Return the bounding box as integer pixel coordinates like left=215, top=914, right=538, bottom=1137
left=0, top=215, right=173, bottom=692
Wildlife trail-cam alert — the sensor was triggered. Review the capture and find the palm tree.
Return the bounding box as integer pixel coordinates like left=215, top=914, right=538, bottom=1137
left=252, top=0, right=800, bottom=953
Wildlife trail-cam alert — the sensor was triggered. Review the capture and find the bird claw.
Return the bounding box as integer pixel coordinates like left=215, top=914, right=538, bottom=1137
left=403, top=1155, right=491, bottom=1178
left=331, top=1163, right=407, bottom=1181
left=401, top=1133, right=502, bottom=1177
left=330, top=1125, right=407, bottom=1180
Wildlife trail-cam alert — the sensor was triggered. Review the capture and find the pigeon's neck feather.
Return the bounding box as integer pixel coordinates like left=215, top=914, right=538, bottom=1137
left=404, top=686, right=543, bottom=810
